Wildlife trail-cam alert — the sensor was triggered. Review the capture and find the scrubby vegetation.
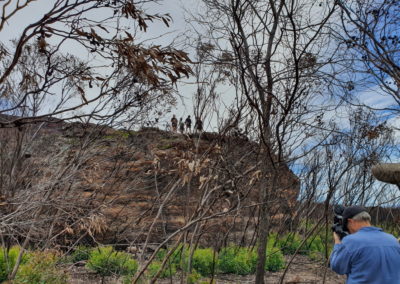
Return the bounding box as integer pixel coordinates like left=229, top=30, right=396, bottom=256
left=70, top=245, right=92, bottom=263
left=153, top=242, right=286, bottom=277
left=0, top=231, right=334, bottom=283
left=0, top=246, right=25, bottom=282
left=147, top=260, right=177, bottom=278
left=0, top=247, right=67, bottom=284
left=86, top=246, right=138, bottom=277
left=218, top=246, right=257, bottom=275
left=270, top=230, right=333, bottom=262
left=0, top=229, right=337, bottom=283
left=14, top=250, right=67, bottom=284
left=277, top=233, right=303, bottom=255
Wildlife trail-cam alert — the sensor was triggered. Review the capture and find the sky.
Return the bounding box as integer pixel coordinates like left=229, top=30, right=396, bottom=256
left=0, top=0, right=398, bottom=136
left=0, top=0, right=212, bottom=128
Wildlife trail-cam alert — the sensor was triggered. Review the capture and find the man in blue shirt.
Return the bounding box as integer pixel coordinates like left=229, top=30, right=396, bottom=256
left=330, top=205, right=400, bottom=284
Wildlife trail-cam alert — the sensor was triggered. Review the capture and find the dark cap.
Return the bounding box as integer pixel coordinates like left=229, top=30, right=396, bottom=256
left=343, top=206, right=367, bottom=220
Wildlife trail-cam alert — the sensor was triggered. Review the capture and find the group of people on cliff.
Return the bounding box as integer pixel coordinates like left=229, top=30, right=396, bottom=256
left=170, top=115, right=203, bottom=134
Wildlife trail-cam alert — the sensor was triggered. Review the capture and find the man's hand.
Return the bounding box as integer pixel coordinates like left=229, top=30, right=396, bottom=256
left=333, top=232, right=342, bottom=244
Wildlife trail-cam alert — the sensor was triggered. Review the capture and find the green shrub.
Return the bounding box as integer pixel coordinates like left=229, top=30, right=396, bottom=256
left=157, top=245, right=216, bottom=276
left=277, top=231, right=332, bottom=259
left=187, top=270, right=201, bottom=284
left=155, top=245, right=187, bottom=267
left=278, top=233, right=303, bottom=255
left=218, top=244, right=285, bottom=275
left=14, top=250, right=67, bottom=284
left=86, top=246, right=138, bottom=277
left=147, top=260, right=177, bottom=278
left=267, top=232, right=280, bottom=247
left=265, top=247, right=285, bottom=272
left=122, top=275, right=133, bottom=284
left=0, top=246, right=25, bottom=282
left=305, top=234, right=333, bottom=260
left=306, top=235, right=324, bottom=253
left=71, top=245, right=91, bottom=263
left=218, top=246, right=256, bottom=275
left=191, top=248, right=216, bottom=276
left=155, top=248, right=168, bottom=260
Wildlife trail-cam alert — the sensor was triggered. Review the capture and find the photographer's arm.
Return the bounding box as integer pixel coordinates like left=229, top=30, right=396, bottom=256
left=330, top=234, right=351, bottom=275
left=333, top=232, right=342, bottom=244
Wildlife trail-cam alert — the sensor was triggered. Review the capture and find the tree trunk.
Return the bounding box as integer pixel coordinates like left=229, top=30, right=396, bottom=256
left=255, top=157, right=275, bottom=283
left=255, top=182, right=270, bottom=283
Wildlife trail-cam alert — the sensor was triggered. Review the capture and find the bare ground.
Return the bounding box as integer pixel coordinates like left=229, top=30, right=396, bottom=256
left=67, top=256, right=345, bottom=284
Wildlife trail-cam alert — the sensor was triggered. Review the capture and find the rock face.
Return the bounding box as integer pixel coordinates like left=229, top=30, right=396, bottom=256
left=0, top=122, right=300, bottom=247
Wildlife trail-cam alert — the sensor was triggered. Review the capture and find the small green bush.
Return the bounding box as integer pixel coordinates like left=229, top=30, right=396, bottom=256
left=71, top=245, right=91, bottom=263
left=218, top=246, right=256, bottom=275
left=86, top=246, right=138, bottom=277
left=157, top=245, right=216, bottom=276
left=155, top=248, right=168, bottom=260
left=267, top=232, right=280, bottom=247
left=155, top=245, right=187, bottom=267
left=305, top=234, right=333, bottom=260
left=147, top=260, right=177, bottom=278
left=122, top=275, right=133, bottom=284
left=278, top=233, right=303, bottom=255
left=187, top=270, right=201, bottom=284
left=191, top=248, right=216, bottom=276
left=0, top=246, right=25, bottom=282
left=265, top=247, right=285, bottom=272
left=218, top=245, right=285, bottom=274
left=15, top=250, right=67, bottom=284
left=1, top=246, right=17, bottom=282
left=306, top=236, right=324, bottom=253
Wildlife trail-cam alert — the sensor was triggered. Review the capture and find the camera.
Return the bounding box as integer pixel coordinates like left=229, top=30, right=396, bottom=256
left=332, top=205, right=349, bottom=240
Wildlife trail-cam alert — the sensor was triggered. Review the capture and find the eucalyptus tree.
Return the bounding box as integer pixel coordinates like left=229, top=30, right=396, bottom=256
left=192, top=0, right=341, bottom=281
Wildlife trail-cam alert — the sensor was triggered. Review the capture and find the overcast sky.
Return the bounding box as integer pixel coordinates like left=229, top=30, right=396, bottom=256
left=0, top=0, right=398, bottom=138
left=0, top=0, right=209, bottom=126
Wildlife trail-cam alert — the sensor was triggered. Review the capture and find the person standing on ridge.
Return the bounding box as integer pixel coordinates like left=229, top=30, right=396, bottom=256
left=185, top=115, right=192, bottom=133
left=179, top=118, right=185, bottom=134
left=194, top=117, right=203, bottom=133
left=171, top=115, right=178, bottom=132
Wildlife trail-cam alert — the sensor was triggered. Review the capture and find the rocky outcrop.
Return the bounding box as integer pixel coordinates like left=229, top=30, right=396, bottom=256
left=0, top=122, right=300, bottom=247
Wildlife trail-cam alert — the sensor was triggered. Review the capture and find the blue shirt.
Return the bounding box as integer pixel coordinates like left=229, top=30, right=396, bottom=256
left=330, top=226, right=400, bottom=284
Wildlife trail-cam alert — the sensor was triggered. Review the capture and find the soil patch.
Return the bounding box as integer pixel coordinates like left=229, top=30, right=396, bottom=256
left=67, top=255, right=345, bottom=284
